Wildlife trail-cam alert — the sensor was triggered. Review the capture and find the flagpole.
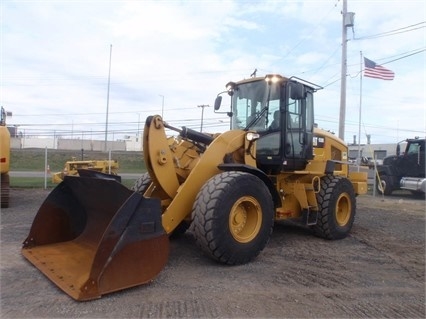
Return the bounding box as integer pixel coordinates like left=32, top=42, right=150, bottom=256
left=357, top=51, right=363, bottom=172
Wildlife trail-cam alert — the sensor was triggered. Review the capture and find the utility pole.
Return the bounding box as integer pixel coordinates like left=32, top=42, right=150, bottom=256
left=338, top=0, right=355, bottom=142
left=136, top=112, right=141, bottom=136
left=338, top=0, right=348, bottom=141
left=104, top=44, right=112, bottom=152
left=198, top=104, right=210, bottom=132
left=159, top=95, right=165, bottom=118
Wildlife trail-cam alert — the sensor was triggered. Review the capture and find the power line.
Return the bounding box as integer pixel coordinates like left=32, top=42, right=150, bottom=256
left=10, top=105, right=210, bottom=118
left=353, top=21, right=426, bottom=41
left=286, top=19, right=426, bottom=86
left=380, top=48, right=426, bottom=66
left=322, top=47, right=426, bottom=88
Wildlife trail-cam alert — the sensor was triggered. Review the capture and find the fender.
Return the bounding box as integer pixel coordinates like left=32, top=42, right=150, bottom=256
left=377, top=164, right=398, bottom=177
left=160, top=129, right=248, bottom=233
left=218, top=163, right=281, bottom=208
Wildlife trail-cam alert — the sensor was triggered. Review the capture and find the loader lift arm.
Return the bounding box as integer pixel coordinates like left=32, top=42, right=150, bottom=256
left=143, top=115, right=255, bottom=234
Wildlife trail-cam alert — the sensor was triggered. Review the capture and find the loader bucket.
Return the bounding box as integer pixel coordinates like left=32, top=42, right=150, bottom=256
left=22, top=175, right=169, bottom=301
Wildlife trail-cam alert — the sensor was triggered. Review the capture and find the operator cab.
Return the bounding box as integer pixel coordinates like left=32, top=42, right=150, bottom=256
left=397, top=138, right=425, bottom=178
left=215, top=74, right=319, bottom=174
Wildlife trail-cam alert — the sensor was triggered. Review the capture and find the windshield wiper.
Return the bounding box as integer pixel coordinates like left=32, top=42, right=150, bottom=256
left=244, top=106, right=269, bottom=130
left=244, top=86, right=272, bottom=130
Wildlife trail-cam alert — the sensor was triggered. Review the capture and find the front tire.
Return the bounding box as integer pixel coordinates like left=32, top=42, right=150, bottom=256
left=376, top=174, right=393, bottom=195
left=131, top=172, right=152, bottom=194
left=192, top=171, right=274, bottom=265
left=314, top=175, right=356, bottom=240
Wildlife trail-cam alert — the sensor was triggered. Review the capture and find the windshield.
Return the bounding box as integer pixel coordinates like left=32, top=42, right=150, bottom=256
left=406, top=141, right=423, bottom=155
left=230, top=79, right=281, bottom=131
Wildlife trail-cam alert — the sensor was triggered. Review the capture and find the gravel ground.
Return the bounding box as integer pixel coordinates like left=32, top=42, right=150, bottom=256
left=1, top=188, right=425, bottom=318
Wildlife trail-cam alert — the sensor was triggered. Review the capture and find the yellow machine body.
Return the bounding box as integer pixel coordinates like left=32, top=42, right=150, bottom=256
left=143, top=116, right=367, bottom=233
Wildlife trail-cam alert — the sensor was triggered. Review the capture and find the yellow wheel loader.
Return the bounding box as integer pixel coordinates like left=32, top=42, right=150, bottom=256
left=22, top=74, right=367, bottom=301
left=51, top=158, right=119, bottom=183
left=0, top=106, right=11, bottom=208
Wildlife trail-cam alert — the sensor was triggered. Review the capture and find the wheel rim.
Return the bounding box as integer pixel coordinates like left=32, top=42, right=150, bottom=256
left=379, top=179, right=387, bottom=193
left=335, top=193, right=351, bottom=226
left=229, top=196, right=262, bottom=243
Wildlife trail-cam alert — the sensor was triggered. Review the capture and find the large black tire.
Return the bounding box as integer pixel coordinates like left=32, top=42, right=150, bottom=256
left=132, top=172, right=190, bottom=236
left=376, top=174, right=393, bottom=195
left=131, top=172, right=152, bottom=193
left=410, top=190, right=425, bottom=198
left=192, top=171, right=274, bottom=265
left=1, top=173, right=10, bottom=208
left=313, top=175, right=356, bottom=240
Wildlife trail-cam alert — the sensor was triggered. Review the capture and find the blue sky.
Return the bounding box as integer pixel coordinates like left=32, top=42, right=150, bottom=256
left=1, top=0, right=425, bottom=144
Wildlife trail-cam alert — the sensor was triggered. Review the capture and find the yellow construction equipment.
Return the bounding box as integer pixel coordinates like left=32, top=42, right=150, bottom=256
left=0, top=106, right=11, bottom=208
left=51, top=158, right=119, bottom=183
left=23, top=74, right=367, bottom=301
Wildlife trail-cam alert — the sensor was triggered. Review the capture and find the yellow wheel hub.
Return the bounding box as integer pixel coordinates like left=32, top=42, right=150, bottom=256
left=335, top=193, right=351, bottom=226
left=229, top=196, right=262, bottom=243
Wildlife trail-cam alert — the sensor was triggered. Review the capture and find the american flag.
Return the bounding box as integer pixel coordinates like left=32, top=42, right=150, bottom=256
left=364, top=57, right=395, bottom=80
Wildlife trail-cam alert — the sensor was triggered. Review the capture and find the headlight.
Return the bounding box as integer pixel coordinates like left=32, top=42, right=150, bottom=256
left=265, top=74, right=284, bottom=84
left=246, top=132, right=260, bottom=141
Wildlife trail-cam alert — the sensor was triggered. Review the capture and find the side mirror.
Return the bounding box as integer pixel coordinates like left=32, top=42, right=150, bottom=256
left=289, top=82, right=305, bottom=100
left=214, top=96, right=222, bottom=111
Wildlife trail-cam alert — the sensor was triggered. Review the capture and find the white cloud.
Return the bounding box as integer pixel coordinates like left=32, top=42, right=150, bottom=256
left=1, top=0, right=425, bottom=143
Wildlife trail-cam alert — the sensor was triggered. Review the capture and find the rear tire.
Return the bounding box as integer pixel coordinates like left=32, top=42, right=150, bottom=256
left=314, top=175, right=356, bottom=240
left=192, top=171, right=274, bottom=265
left=410, top=190, right=425, bottom=198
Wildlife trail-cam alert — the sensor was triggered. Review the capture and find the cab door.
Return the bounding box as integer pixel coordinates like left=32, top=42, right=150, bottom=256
left=404, top=140, right=425, bottom=177
left=282, top=85, right=314, bottom=171
left=255, top=81, right=314, bottom=173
